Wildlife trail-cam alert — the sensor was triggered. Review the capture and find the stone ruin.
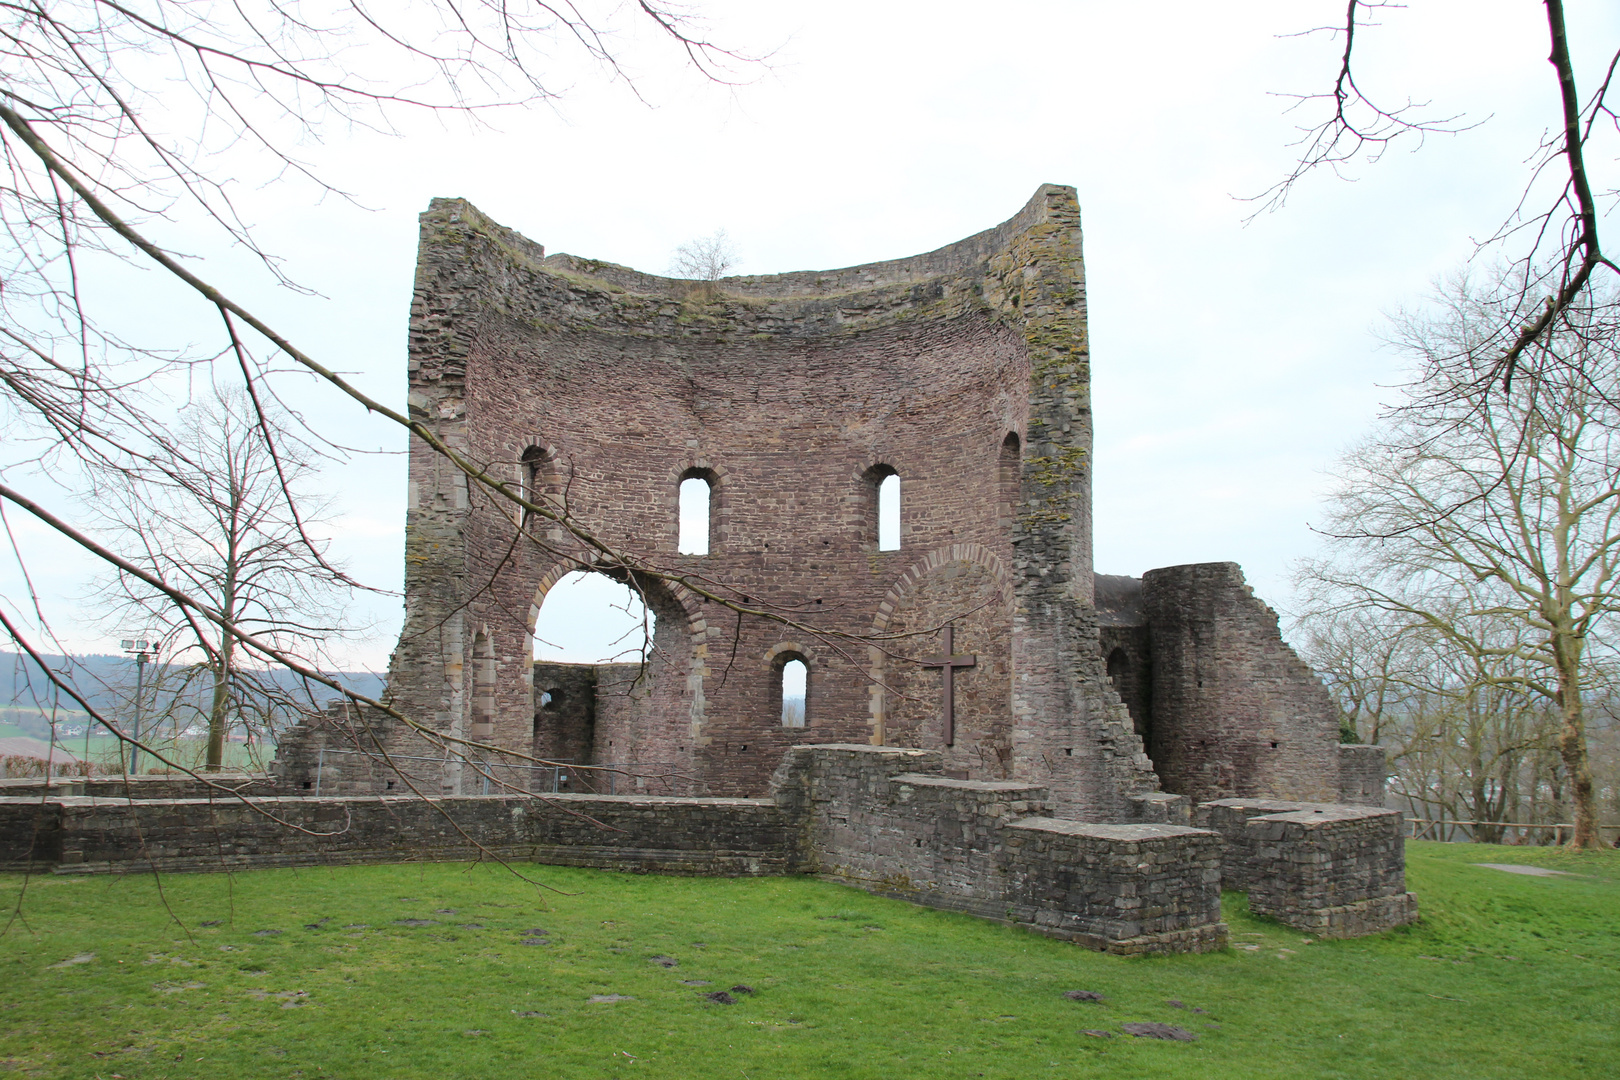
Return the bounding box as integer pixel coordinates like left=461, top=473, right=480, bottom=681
left=0, top=186, right=1416, bottom=950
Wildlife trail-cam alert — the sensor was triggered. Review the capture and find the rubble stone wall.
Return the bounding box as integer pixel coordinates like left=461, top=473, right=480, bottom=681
left=773, top=744, right=1227, bottom=954
left=1, top=743, right=1414, bottom=946
left=1142, top=563, right=1341, bottom=803
left=1243, top=806, right=1419, bottom=937
left=0, top=793, right=794, bottom=876
left=1195, top=797, right=1341, bottom=892
left=1337, top=744, right=1387, bottom=807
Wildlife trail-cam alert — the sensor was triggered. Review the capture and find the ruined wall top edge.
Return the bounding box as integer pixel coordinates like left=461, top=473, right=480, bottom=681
left=419, top=184, right=1075, bottom=306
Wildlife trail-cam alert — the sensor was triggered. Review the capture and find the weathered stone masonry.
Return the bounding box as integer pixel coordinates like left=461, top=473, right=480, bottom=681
left=4, top=744, right=1414, bottom=948
left=378, top=185, right=1155, bottom=814
left=278, top=185, right=1382, bottom=822
left=235, top=188, right=1419, bottom=951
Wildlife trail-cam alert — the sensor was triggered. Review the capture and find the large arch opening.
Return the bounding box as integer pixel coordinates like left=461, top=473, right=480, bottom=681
left=533, top=571, right=654, bottom=664
left=530, top=568, right=693, bottom=793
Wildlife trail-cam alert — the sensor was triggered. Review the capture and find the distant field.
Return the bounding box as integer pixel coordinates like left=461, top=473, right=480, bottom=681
left=0, top=722, right=270, bottom=772
left=0, top=841, right=1614, bottom=1079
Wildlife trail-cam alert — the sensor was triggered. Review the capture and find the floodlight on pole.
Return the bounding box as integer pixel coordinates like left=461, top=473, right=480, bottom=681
left=121, top=637, right=154, bottom=775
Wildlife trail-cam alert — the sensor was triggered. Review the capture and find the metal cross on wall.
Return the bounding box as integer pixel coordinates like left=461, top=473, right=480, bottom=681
left=920, top=625, right=976, bottom=747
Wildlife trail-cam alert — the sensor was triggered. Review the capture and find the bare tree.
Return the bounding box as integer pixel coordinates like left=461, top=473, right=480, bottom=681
left=1294, top=587, right=1573, bottom=842
left=670, top=229, right=738, bottom=281
left=1299, top=273, right=1620, bottom=848
left=0, top=1, right=764, bottom=777
left=86, top=385, right=351, bottom=770
left=1264, top=1, right=1619, bottom=393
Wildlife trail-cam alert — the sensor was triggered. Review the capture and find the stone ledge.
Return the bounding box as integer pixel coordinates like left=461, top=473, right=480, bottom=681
left=890, top=774, right=1046, bottom=794
left=1254, top=891, right=1419, bottom=937
left=1007, top=818, right=1214, bottom=842
left=1060, top=922, right=1231, bottom=957
left=1250, top=805, right=1401, bottom=829
left=790, top=743, right=933, bottom=757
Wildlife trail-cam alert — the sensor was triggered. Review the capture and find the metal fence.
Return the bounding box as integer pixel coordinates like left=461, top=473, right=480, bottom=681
left=311, top=748, right=681, bottom=797
left=1406, top=817, right=1620, bottom=844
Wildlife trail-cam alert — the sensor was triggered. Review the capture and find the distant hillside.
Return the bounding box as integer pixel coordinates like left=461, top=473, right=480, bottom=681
left=1, top=652, right=387, bottom=739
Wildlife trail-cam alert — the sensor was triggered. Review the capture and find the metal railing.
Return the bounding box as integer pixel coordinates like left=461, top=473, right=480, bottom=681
left=1406, top=817, right=1620, bottom=844
left=310, top=748, right=680, bottom=797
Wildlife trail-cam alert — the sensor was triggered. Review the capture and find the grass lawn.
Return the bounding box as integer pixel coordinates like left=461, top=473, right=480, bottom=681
left=0, top=841, right=1614, bottom=1079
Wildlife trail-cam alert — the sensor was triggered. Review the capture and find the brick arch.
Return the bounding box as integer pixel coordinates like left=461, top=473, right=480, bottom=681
left=526, top=560, right=710, bottom=646
left=671, top=456, right=731, bottom=485
left=865, top=542, right=1015, bottom=748
left=870, top=542, right=1015, bottom=634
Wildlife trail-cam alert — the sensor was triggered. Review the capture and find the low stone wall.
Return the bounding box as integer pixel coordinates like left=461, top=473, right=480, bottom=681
left=1001, top=820, right=1226, bottom=954
left=1195, top=797, right=1342, bottom=891
left=1, top=744, right=1416, bottom=950
left=772, top=744, right=1228, bottom=955
left=0, top=793, right=794, bottom=876
left=1336, top=744, right=1387, bottom=807
left=1244, top=806, right=1418, bottom=937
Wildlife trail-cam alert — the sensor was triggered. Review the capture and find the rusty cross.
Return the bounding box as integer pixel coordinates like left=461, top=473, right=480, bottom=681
left=920, top=625, right=976, bottom=746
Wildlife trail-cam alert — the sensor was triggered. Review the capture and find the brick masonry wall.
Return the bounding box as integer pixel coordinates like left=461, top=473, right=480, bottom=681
left=1337, top=744, right=1387, bottom=807
left=375, top=185, right=1158, bottom=816
left=531, top=662, right=596, bottom=765
left=1, top=794, right=795, bottom=876
left=772, top=744, right=1226, bottom=954
left=1243, top=806, right=1419, bottom=937
left=1142, top=563, right=1340, bottom=804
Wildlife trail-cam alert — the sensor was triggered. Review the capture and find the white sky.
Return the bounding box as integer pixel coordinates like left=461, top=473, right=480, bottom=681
left=6, top=1, right=1618, bottom=671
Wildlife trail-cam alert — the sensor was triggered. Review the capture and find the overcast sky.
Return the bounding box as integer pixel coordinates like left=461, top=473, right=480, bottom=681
left=7, top=1, right=1618, bottom=670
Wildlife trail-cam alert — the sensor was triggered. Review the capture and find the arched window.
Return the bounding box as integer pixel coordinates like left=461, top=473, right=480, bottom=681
left=878, top=474, right=900, bottom=551
left=998, top=432, right=1020, bottom=529
left=864, top=464, right=900, bottom=551
left=520, top=446, right=548, bottom=524
left=472, top=631, right=496, bottom=741
left=780, top=657, right=807, bottom=727
left=678, top=471, right=713, bottom=555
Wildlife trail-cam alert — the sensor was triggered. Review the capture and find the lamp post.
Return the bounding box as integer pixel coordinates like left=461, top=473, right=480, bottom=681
left=120, top=638, right=152, bottom=775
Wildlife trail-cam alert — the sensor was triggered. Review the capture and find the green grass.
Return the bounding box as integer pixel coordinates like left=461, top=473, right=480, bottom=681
left=1, top=841, right=1615, bottom=1079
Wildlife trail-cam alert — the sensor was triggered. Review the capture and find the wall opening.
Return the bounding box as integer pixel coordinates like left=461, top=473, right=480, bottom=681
left=860, top=464, right=902, bottom=552
left=533, top=571, right=654, bottom=663
left=780, top=658, right=807, bottom=727
left=1106, top=647, right=1128, bottom=689
left=519, top=444, right=566, bottom=531
left=471, top=631, right=495, bottom=741
left=678, top=470, right=713, bottom=555
left=998, top=432, right=1020, bottom=529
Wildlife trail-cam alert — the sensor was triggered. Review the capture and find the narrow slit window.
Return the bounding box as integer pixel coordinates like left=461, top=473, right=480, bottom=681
left=678, top=476, right=711, bottom=555
left=781, top=659, right=807, bottom=727
left=877, top=473, right=900, bottom=551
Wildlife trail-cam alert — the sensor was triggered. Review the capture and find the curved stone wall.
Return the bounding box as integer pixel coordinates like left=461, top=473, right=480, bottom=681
left=388, top=185, right=1157, bottom=810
